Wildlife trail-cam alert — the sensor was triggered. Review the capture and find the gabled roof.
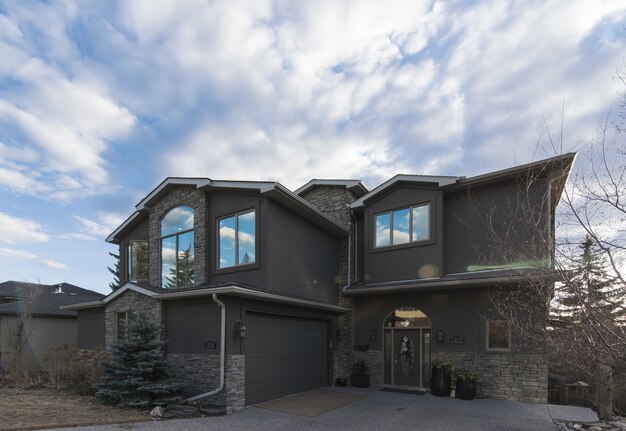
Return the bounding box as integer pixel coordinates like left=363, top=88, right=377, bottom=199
left=0, top=281, right=104, bottom=317
left=349, top=153, right=577, bottom=209
left=350, top=175, right=459, bottom=209
left=294, top=179, right=369, bottom=198
left=107, top=177, right=349, bottom=243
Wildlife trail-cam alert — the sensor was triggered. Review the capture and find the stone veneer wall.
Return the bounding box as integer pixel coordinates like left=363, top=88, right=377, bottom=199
left=432, top=351, right=548, bottom=403
left=168, top=353, right=245, bottom=414
left=148, top=186, right=208, bottom=287
left=300, top=186, right=357, bottom=379
left=354, top=350, right=383, bottom=387
left=104, top=290, right=164, bottom=350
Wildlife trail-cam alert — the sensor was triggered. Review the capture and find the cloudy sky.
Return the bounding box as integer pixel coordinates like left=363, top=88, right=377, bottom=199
left=0, top=0, right=624, bottom=294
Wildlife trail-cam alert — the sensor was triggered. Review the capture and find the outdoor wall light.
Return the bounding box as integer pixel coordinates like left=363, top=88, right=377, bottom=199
left=236, top=320, right=247, bottom=339
left=436, top=329, right=445, bottom=343
left=370, top=329, right=376, bottom=343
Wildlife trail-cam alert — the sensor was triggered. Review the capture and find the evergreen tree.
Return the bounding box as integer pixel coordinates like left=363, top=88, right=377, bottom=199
left=555, top=236, right=622, bottom=324
left=107, top=252, right=121, bottom=291
left=241, top=251, right=250, bottom=264
left=94, top=312, right=183, bottom=407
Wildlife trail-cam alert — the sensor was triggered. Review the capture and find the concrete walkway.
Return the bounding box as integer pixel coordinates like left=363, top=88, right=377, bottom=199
left=44, top=388, right=597, bottom=431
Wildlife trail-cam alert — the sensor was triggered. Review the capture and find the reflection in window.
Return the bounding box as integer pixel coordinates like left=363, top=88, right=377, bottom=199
left=130, top=240, right=149, bottom=282
left=374, top=203, right=430, bottom=248
left=160, top=206, right=194, bottom=288
left=219, top=210, right=255, bottom=268
left=487, top=320, right=510, bottom=351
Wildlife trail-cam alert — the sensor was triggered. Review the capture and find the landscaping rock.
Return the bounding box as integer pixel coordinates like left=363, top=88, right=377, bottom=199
left=150, top=406, right=164, bottom=419
left=199, top=406, right=227, bottom=416
left=165, top=404, right=201, bottom=418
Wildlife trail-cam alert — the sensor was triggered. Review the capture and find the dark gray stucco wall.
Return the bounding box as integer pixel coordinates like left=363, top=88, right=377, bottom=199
left=77, top=308, right=105, bottom=349
left=353, top=287, right=539, bottom=355
left=265, top=199, right=340, bottom=303
left=360, top=186, right=444, bottom=283
left=165, top=298, right=222, bottom=354
left=444, top=178, right=551, bottom=274
left=119, top=218, right=149, bottom=285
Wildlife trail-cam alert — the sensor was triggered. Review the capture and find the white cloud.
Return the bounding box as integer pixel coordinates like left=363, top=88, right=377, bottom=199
left=62, top=213, right=127, bottom=241
left=0, top=212, right=49, bottom=244
left=0, top=247, right=37, bottom=259
left=39, top=259, right=69, bottom=270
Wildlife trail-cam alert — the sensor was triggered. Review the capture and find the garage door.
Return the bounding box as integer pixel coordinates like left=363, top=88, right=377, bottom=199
left=245, top=312, right=328, bottom=405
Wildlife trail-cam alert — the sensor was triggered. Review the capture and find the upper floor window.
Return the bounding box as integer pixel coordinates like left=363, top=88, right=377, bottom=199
left=129, top=240, right=148, bottom=282
left=160, top=206, right=194, bottom=289
left=375, top=203, right=430, bottom=248
left=218, top=210, right=255, bottom=269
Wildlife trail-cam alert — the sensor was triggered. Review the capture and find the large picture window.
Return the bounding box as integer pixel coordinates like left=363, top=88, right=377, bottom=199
left=486, top=320, right=510, bottom=351
left=160, top=206, right=195, bottom=289
left=218, top=210, right=256, bottom=269
left=129, top=240, right=148, bottom=282
left=375, top=203, right=430, bottom=248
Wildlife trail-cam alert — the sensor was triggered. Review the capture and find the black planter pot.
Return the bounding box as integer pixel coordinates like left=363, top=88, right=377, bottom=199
left=430, top=367, right=451, bottom=397
left=351, top=373, right=370, bottom=388
left=456, top=378, right=477, bottom=400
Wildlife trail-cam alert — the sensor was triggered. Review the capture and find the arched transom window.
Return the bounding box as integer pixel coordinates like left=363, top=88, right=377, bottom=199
left=160, top=206, right=194, bottom=289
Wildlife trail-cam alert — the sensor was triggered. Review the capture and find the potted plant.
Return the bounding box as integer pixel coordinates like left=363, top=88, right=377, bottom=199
left=350, top=360, right=370, bottom=388
left=430, top=359, right=453, bottom=396
left=455, top=370, right=478, bottom=400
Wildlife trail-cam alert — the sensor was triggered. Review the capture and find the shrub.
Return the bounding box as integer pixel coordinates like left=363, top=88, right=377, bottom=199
left=43, top=344, right=107, bottom=395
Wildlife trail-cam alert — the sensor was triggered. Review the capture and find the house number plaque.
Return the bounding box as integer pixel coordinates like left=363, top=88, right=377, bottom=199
left=203, top=341, right=217, bottom=350
left=449, top=335, right=467, bottom=345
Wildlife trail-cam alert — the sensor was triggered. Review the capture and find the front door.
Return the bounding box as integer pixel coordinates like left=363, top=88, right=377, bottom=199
left=384, top=327, right=431, bottom=388
left=393, top=329, right=421, bottom=387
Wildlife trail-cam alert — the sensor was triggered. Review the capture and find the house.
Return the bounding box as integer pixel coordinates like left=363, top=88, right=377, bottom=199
left=0, top=281, right=104, bottom=373
left=63, top=153, right=575, bottom=413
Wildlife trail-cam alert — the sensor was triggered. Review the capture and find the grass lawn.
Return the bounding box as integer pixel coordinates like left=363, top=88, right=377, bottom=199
left=1, top=388, right=150, bottom=430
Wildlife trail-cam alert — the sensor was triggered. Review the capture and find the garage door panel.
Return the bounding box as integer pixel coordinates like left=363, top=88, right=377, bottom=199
left=245, top=312, right=328, bottom=405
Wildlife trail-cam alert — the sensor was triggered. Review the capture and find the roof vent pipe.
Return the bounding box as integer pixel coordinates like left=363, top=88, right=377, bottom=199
left=55, top=284, right=64, bottom=294
left=187, top=293, right=225, bottom=401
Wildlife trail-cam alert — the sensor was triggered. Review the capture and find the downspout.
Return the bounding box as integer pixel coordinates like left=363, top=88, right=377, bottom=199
left=341, top=209, right=356, bottom=292
left=187, top=293, right=225, bottom=401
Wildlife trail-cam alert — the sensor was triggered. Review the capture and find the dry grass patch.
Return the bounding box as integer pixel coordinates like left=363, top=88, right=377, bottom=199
left=1, top=388, right=149, bottom=430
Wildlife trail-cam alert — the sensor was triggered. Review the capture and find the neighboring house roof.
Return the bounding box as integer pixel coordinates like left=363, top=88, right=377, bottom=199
left=294, top=179, right=370, bottom=198
left=343, top=268, right=559, bottom=295
left=63, top=281, right=349, bottom=314
left=350, top=153, right=577, bottom=209
left=0, top=281, right=105, bottom=318
left=107, top=177, right=349, bottom=244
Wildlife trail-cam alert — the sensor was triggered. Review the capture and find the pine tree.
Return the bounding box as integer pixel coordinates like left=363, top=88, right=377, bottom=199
left=94, top=313, right=183, bottom=407
left=107, top=252, right=121, bottom=291
left=555, top=236, right=622, bottom=324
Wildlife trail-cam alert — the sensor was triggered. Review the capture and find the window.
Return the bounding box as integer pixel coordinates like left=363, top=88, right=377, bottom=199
left=116, top=311, right=133, bottom=340
left=375, top=203, right=430, bottom=248
left=160, top=206, right=195, bottom=289
left=129, top=240, right=148, bottom=282
left=218, top=210, right=256, bottom=269
left=486, top=320, right=510, bottom=351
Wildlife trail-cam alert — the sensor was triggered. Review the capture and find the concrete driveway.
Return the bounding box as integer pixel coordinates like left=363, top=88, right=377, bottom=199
left=46, top=388, right=563, bottom=431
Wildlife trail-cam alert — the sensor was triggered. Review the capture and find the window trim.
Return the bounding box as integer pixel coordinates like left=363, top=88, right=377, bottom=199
left=116, top=311, right=131, bottom=340
left=216, top=208, right=257, bottom=271
left=125, top=243, right=131, bottom=282
left=373, top=202, right=433, bottom=250
left=485, top=319, right=511, bottom=352
left=159, top=205, right=195, bottom=289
